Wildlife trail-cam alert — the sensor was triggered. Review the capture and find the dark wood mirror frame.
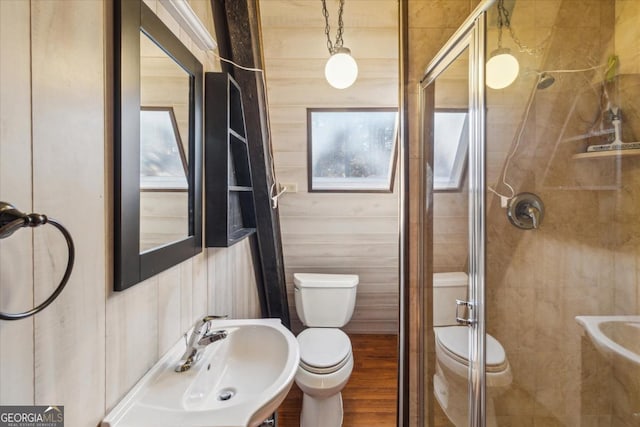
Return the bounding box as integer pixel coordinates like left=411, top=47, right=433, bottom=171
left=114, top=0, right=203, bottom=291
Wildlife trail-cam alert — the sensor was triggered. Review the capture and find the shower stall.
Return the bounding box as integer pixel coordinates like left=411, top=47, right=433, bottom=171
left=412, top=0, right=640, bottom=425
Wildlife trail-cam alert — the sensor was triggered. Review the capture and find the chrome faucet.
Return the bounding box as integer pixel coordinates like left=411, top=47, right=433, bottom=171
left=175, top=315, right=228, bottom=373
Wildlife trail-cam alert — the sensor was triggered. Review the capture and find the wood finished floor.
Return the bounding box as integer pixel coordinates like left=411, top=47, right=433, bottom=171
left=277, top=334, right=398, bottom=427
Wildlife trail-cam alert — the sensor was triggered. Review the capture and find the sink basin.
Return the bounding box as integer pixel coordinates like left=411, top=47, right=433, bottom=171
left=102, top=318, right=299, bottom=427
left=575, top=315, right=640, bottom=366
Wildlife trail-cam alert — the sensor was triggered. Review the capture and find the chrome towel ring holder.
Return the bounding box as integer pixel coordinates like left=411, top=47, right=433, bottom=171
left=0, top=202, right=75, bottom=321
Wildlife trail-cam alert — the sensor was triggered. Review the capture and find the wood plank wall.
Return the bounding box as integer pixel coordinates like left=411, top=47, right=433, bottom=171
left=0, top=0, right=35, bottom=405
left=259, top=0, right=400, bottom=334
left=0, top=1, right=260, bottom=426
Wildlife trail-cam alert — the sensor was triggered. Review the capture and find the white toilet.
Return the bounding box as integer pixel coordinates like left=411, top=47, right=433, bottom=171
left=293, top=273, right=358, bottom=427
left=433, top=272, right=512, bottom=427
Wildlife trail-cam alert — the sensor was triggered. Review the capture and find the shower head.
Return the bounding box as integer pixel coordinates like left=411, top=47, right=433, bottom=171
left=537, top=72, right=555, bottom=89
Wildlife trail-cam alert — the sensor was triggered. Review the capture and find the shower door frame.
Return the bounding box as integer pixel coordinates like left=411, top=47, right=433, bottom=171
left=418, top=1, right=494, bottom=425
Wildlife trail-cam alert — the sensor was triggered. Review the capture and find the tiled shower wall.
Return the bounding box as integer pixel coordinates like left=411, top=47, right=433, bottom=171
left=407, top=0, right=639, bottom=425
left=485, top=0, right=640, bottom=425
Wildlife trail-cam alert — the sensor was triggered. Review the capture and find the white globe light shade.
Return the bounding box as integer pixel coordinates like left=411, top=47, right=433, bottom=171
left=325, top=48, right=358, bottom=89
left=486, top=48, right=519, bottom=89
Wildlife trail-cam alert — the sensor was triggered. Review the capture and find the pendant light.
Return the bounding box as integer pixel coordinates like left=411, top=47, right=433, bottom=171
left=486, top=0, right=519, bottom=89
left=486, top=48, right=520, bottom=90
left=322, top=0, right=358, bottom=89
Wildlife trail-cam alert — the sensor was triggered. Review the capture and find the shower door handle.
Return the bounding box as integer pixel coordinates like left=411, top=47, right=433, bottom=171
left=455, top=299, right=475, bottom=326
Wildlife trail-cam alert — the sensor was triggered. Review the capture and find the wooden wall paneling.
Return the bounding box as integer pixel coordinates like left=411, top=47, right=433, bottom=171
left=266, top=106, right=306, bottom=125
left=157, top=265, right=182, bottom=355
left=259, top=0, right=400, bottom=335
left=0, top=0, right=35, bottom=405
left=266, top=79, right=398, bottom=107
left=282, top=232, right=398, bottom=244
left=0, top=0, right=261, bottom=424
left=206, top=241, right=261, bottom=319
left=279, top=194, right=399, bottom=217
left=281, top=216, right=399, bottom=235
left=231, top=243, right=246, bottom=317
left=283, top=242, right=399, bottom=259
left=232, top=239, right=260, bottom=318
left=180, top=258, right=194, bottom=331
left=264, top=58, right=398, bottom=80
left=261, top=28, right=398, bottom=59
left=192, top=251, right=208, bottom=322
left=30, top=1, right=106, bottom=425
left=207, top=248, right=230, bottom=315
left=259, top=0, right=398, bottom=29
left=105, top=277, right=159, bottom=411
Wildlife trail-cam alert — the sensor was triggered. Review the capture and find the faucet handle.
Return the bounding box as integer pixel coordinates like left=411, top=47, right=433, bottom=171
left=202, top=314, right=228, bottom=322
left=194, top=315, right=228, bottom=335
left=506, top=193, right=544, bottom=230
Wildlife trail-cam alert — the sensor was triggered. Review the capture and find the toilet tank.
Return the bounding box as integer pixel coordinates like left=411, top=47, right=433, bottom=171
left=294, top=273, right=358, bottom=327
left=433, top=272, right=468, bottom=326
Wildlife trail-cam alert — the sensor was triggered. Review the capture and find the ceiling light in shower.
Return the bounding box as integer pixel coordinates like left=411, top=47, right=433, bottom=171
left=321, top=0, right=358, bottom=89
left=486, top=48, right=519, bottom=89
left=486, top=0, right=520, bottom=90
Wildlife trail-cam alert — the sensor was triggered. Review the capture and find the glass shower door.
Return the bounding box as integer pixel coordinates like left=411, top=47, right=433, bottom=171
left=426, top=42, right=475, bottom=426
left=420, top=8, right=489, bottom=424
left=417, top=1, right=640, bottom=426
left=483, top=0, right=640, bottom=425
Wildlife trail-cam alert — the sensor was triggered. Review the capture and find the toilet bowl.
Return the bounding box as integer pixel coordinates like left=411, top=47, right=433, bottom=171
left=295, top=328, right=354, bottom=426
left=433, top=273, right=512, bottom=426
left=433, top=326, right=512, bottom=426
left=292, top=273, right=358, bottom=427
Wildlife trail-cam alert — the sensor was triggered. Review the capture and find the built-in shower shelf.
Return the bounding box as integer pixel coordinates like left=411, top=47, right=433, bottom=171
left=572, top=149, right=640, bottom=160
left=562, top=129, right=614, bottom=144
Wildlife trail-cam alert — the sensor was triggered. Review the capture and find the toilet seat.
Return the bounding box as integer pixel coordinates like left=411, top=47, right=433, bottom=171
left=297, top=328, right=352, bottom=375
left=434, top=326, right=509, bottom=373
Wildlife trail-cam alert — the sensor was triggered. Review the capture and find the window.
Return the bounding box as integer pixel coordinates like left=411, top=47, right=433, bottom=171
left=433, top=109, right=468, bottom=191
left=307, top=108, right=398, bottom=192
left=139, top=107, right=188, bottom=191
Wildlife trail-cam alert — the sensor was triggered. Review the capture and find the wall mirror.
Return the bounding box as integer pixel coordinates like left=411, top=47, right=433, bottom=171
left=115, top=0, right=203, bottom=291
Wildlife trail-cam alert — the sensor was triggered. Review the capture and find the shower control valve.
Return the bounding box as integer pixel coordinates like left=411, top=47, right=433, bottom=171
left=507, top=192, right=544, bottom=230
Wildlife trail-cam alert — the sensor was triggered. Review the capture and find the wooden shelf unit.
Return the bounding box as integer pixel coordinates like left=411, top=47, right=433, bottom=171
left=204, top=72, right=256, bottom=247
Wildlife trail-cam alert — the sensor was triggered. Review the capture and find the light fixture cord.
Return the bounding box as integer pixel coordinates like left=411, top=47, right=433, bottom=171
left=322, top=0, right=345, bottom=54
left=496, top=0, right=549, bottom=56
left=496, top=0, right=506, bottom=49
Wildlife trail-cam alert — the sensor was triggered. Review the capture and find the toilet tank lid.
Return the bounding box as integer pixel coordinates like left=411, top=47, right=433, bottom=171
left=293, top=273, right=359, bottom=288
left=433, top=272, right=468, bottom=287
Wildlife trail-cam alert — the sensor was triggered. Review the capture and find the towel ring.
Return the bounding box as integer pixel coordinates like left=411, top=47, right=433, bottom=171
left=0, top=202, right=75, bottom=321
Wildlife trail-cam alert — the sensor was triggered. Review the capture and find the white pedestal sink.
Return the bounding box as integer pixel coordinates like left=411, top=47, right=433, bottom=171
left=576, top=315, right=640, bottom=421
left=575, top=315, right=640, bottom=365
left=102, top=318, right=299, bottom=427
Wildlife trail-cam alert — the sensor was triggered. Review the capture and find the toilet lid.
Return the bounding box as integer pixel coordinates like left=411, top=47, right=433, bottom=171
left=435, top=326, right=507, bottom=370
left=297, top=328, right=352, bottom=370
